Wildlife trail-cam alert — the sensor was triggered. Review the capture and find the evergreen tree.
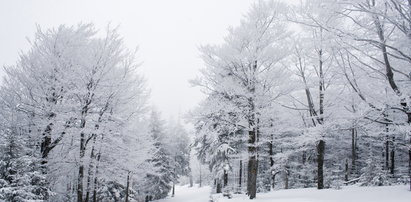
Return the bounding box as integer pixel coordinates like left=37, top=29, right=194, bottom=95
left=143, top=109, right=176, bottom=200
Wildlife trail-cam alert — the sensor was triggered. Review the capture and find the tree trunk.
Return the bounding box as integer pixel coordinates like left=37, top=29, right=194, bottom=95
left=302, top=151, right=306, bottom=165
left=40, top=123, right=52, bottom=174
left=247, top=67, right=258, bottom=199
left=86, top=108, right=106, bottom=202
left=390, top=136, right=395, bottom=175
left=239, top=160, right=242, bottom=188
left=269, top=134, right=275, bottom=189
left=385, top=109, right=389, bottom=170
left=386, top=135, right=390, bottom=170
left=92, top=150, right=101, bottom=202
left=85, top=136, right=96, bottom=202
left=351, top=128, right=357, bottom=174
left=317, top=39, right=326, bottom=190
left=317, top=140, right=325, bottom=189
left=284, top=167, right=289, bottom=190
left=189, top=173, right=193, bottom=187
left=40, top=123, right=52, bottom=200
left=345, top=159, right=349, bottom=182
left=78, top=88, right=92, bottom=202
left=402, top=84, right=411, bottom=191
left=247, top=129, right=258, bottom=199
left=373, top=16, right=401, bottom=96
left=77, top=129, right=86, bottom=202
left=199, top=165, right=202, bottom=188
left=125, top=172, right=130, bottom=202
left=216, top=180, right=222, bottom=193
left=319, top=49, right=324, bottom=124
left=172, top=182, right=175, bottom=197
left=409, top=137, right=411, bottom=191
left=223, top=170, right=228, bottom=187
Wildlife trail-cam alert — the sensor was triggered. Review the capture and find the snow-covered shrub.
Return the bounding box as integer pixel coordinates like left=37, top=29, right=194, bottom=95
left=360, top=159, right=389, bottom=186
left=97, top=181, right=138, bottom=202
left=331, top=180, right=343, bottom=190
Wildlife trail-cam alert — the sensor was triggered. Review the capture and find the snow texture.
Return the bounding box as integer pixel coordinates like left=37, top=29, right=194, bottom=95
left=157, top=185, right=410, bottom=202
left=156, top=185, right=211, bottom=202
left=215, top=185, right=410, bottom=202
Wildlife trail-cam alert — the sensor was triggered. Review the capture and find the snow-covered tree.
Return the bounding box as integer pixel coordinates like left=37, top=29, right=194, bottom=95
left=142, top=109, right=176, bottom=200
left=192, top=0, right=292, bottom=198
left=0, top=23, right=152, bottom=201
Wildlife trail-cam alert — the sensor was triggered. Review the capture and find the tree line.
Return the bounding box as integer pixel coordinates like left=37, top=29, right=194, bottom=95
left=191, top=0, right=411, bottom=199
left=0, top=24, right=191, bottom=202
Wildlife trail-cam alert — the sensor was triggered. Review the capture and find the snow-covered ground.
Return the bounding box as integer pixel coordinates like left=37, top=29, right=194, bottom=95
left=215, top=185, right=410, bottom=202
left=156, top=185, right=211, bottom=202
left=157, top=185, right=410, bottom=202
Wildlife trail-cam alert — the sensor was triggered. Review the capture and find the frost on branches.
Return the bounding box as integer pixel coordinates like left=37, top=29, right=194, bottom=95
left=191, top=0, right=411, bottom=200
left=0, top=24, right=190, bottom=202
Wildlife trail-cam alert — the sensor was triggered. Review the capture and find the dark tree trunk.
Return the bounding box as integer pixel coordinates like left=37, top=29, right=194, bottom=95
left=284, top=167, right=289, bottom=189
left=385, top=109, right=389, bottom=170
left=317, top=140, right=325, bottom=189
left=351, top=128, right=357, bottom=174
left=247, top=130, right=258, bottom=199
left=390, top=137, right=395, bottom=175
left=78, top=87, right=92, bottom=202
left=302, top=151, right=306, bottom=165
left=92, top=150, right=101, bottom=202
left=172, top=182, right=175, bottom=197
left=125, top=172, right=130, bottom=202
left=319, top=50, right=324, bottom=123
left=239, top=160, right=242, bottom=188
left=370, top=4, right=401, bottom=96
left=246, top=61, right=258, bottom=199
left=199, top=165, right=202, bottom=187
left=40, top=118, right=68, bottom=200
left=386, top=135, right=390, bottom=170
left=216, top=180, right=222, bottom=193
left=86, top=108, right=106, bottom=202
left=223, top=170, right=228, bottom=187
left=345, top=159, right=349, bottom=182
left=409, top=137, right=411, bottom=191
left=40, top=124, right=52, bottom=200
left=85, top=136, right=96, bottom=202
left=40, top=96, right=58, bottom=174
left=404, top=97, right=411, bottom=190
left=78, top=130, right=86, bottom=202
left=317, top=40, right=325, bottom=190
left=269, top=134, right=275, bottom=189
left=40, top=123, right=52, bottom=173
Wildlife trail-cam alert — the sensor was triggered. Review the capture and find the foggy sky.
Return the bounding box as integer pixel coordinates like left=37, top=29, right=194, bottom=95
left=0, top=0, right=255, bottom=119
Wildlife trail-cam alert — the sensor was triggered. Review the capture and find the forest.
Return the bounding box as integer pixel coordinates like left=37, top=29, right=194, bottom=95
left=0, top=0, right=410, bottom=202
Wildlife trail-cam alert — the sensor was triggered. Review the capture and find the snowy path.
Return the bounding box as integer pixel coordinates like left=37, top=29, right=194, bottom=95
left=156, top=185, right=211, bottom=202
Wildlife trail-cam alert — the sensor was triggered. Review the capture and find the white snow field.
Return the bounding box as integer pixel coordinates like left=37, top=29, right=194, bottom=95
left=157, top=185, right=212, bottom=202
left=158, top=185, right=410, bottom=202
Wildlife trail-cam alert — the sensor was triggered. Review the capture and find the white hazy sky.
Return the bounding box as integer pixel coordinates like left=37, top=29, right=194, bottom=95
left=0, top=0, right=256, bottom=119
